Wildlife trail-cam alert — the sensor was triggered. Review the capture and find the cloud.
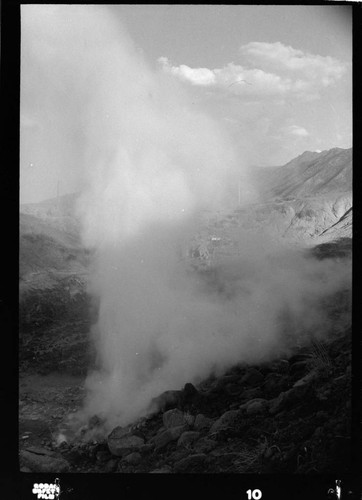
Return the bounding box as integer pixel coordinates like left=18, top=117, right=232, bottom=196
left=240, top=42, right=346, bottom=85
left=283, top=125, right=310, bottom=138
left=159, top=57, right=292, bottom=97
left=158, top=57, right=216, bottom=86
left=158, top=42, right=347, bottom=101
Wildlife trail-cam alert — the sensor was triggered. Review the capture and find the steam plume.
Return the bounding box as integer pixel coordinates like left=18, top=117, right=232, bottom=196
left=21, top=5, right=351, bottom=432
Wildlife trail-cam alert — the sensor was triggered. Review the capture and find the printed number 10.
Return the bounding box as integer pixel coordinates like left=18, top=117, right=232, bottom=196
left=246, top=490, right=262, bottom=500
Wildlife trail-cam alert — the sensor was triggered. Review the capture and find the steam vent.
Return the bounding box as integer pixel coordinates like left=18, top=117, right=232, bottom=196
left=19, top=4, right=354, bottom=484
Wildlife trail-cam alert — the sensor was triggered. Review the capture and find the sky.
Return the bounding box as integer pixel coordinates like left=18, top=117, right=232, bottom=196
left=20, top=5, right=352, bottom=204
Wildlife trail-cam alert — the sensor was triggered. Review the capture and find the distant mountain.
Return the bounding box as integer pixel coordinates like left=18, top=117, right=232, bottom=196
left=202, top=147, right=352, bottom=248
left=19, top=192, right=87, bottom=283
left=20, top=191, right=80, bottom=219
left=252, top=147, right=352, bottom=200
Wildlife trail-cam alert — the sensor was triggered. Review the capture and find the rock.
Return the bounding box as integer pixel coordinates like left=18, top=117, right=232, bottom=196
left=168, top=447, right=190, bottom=463
left=183, top=382, right=199, bottom=397
left=177, top=431, right=200, bottom=448
left=151, top=424, right=188, bottom=451
left=293, top=369, right=318, bottom=388
left=193, top=437, right=218, bottom=454
left=149, top=390, right=182, bottom=413
left=20, top=449, right=70, bottom=472
left=264, top=447, right=276, bottom=460
left=139, top=443, right=154, bottom=455
left=173, top=453, right=206, bottom=473
left=268, top=391, right=289, bottom=415
left=107, top=429, right=145, bottom=457
left=96, top=450, right=112, bottom=463
left=194, top=414, right=214, bottom=431
left=241, top=387, right=263, bottom=400
left=240, top=368, right=264, bottom=387
left=123, top=452, right=142, bottom=465
left=269, top=385, right=310, bottom=415
left=107, top=426, right=131, bottom=440
left=155, top=426, right=166, bottom=435
left=245, top=399, right=269, bottom=415
left=180, top=383, right=210, bottom=412
left=185, top=413, right=196, bottom=426
left=104, top=458, right=118, bottom=472
left=163, top=409, right=188, bottom=429
left=209, top=410, right=242, bottom=435
left=240, top=397, right=265, bottom=410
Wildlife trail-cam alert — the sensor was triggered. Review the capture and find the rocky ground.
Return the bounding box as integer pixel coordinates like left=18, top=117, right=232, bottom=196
left=18, top=196, right=353, bottom=474
left=20, top=333, right=352, bottom=474
left=19, top=291, right=352, bottom=474
left=18, top=149, right=354, bottom=475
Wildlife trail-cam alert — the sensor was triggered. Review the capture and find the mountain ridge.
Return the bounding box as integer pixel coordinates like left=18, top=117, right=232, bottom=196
left=251, top=147, right=352, bottom=201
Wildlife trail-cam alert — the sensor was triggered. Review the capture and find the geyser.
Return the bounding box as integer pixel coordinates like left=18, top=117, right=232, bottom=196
left=21, top=5, right=351, bottom=433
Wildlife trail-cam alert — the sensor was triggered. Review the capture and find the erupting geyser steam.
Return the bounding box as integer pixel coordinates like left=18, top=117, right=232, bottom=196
left=22, top=5, right=351, bottom=434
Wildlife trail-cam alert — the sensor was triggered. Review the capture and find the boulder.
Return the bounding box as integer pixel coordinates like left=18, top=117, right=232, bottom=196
left=193, top=437, right=218, bottom=454
left=173, top=453, right=206, bottom=473
left=268, top=391, right=289, bottom=415
left=149, top=390, right=182, bottom=413
left=240, top=397, right=265, bottom=410
left=194, top=414, right=214, bottom=431
left=209, top=409, right=242, bottom=435
left=163, top=408, right=188, bottom=429
left=151, top=424, right=188, bottom=451
left=108, top=428, right=145, bottom=457
left=269, top=385, right=310, bottom=415
left=180, top=383, right=209, bottom=412
left=20, top=448, right=70, bottom=472
left=177, top=431, right=201, bottom=448
left=245, top=398, right=269, bottom=415
left=169, top=447, right=190, bottom=463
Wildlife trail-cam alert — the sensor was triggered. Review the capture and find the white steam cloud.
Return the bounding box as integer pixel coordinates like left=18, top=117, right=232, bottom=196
left=21, top=5, right=351, bottom=432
